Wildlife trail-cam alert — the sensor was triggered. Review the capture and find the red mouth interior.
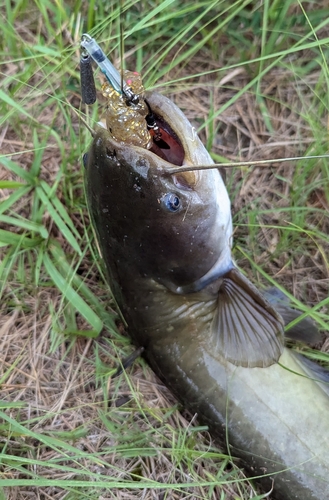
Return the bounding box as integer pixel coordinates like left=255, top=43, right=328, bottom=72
left=149, top=115, right=185, bottom=166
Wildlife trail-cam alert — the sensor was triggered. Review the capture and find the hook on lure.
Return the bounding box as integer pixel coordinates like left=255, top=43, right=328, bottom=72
left=80, top=33, right=139, bottom=106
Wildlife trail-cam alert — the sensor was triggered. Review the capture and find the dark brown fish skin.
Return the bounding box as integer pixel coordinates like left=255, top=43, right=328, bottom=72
left=84, top=93, right=329, bottom=500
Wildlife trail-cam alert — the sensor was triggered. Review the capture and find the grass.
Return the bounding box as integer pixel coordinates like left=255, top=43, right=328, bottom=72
left=1, top=0, right=329, bottom=498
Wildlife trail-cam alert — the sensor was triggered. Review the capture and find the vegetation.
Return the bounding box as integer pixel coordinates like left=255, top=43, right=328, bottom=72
left=1, top=0, right=328, bottom=498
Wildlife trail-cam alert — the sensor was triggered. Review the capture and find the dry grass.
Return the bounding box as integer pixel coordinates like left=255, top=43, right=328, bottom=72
left=177, top=66, right=329, bottom=310
left=1, top=1, right=329, bottom=499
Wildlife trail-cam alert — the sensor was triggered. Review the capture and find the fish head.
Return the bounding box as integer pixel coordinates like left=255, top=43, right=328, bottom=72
left=85, top=91, right=286, bottom=368
left=85, top=92, right=233, bottom=293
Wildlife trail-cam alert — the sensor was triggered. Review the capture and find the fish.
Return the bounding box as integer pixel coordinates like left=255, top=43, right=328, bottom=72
left=82, top=38, right=329, bottom=500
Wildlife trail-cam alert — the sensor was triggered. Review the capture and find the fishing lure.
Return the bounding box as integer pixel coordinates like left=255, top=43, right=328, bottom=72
left=80, top=34, right=162, bottom=149
left=80, top=34, right=180, bottom=160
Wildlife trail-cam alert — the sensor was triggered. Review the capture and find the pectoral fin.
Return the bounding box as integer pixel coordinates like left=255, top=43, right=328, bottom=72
left=211, top=268, right=284, bottom=368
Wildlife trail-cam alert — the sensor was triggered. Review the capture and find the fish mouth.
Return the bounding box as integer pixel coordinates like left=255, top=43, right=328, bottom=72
left=146, top=105, right=185, bottom=166
left=144, top=91, right=214, bottom=172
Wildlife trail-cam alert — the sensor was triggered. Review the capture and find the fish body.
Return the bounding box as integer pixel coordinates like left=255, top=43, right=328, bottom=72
left=84, top=90, right=329, bottom=499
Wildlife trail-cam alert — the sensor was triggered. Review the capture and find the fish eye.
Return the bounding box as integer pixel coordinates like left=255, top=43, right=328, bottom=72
left=161, top=192, right=181, bottom=212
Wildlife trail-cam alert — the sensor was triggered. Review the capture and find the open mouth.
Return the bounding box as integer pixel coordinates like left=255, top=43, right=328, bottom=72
left=147, top=111, right=185, bottom=166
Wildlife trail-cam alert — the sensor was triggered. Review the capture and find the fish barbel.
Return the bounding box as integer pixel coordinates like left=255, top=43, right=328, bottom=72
left=82, top=41, right=329, bottom=499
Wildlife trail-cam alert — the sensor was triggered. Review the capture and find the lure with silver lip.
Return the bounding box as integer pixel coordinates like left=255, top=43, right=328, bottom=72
left=82, top=37, right=329, bottom=499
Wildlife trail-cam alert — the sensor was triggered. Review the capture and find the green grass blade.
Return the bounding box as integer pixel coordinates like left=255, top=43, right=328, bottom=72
left=0, top=186, right=31, bottom=215
left=40, top=180, right=81, bottom=239
left=0, top=157, right=35, bottom=184
left=0, top=229, right=42, bottom=249
left=36, top=187, right=82, bottom=255
left=0, top=215, right=48, bottom=239
left=0, top=180, right=26, bottom=189
left=49, top=243, right=117, bottom=330
left=43, top=252, right=103, bottom=334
